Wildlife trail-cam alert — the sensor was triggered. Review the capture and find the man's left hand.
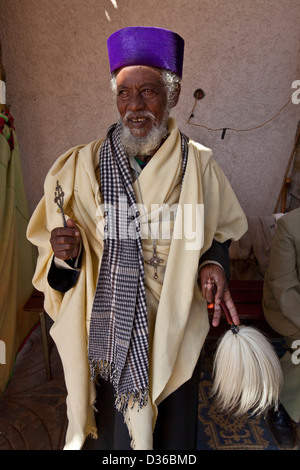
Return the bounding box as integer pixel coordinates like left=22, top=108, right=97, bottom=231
left=198, top=263, right=240, bottom=327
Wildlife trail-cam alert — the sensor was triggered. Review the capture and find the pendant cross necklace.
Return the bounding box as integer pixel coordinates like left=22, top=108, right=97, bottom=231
left=132, top=158, right=163, bottom=279
left=146, top=239, right=163, bottom=279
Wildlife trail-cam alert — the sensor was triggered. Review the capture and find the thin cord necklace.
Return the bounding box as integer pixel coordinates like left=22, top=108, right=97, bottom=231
left=131, top=156, right=163, bottom=279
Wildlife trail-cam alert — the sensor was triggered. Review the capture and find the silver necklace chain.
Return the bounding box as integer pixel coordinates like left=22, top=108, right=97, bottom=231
left=131, top=156, right=164, bottom=279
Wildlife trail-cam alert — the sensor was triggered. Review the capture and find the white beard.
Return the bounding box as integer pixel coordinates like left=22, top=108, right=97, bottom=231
left=119, top=108, right=170, bottom=158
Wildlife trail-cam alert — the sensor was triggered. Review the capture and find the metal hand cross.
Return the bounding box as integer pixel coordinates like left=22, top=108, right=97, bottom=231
left=54, top=180, right=67, bottom=228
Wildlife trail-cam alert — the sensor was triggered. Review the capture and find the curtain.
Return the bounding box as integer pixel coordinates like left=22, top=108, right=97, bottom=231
left=0, top=110, right=38, bottom=394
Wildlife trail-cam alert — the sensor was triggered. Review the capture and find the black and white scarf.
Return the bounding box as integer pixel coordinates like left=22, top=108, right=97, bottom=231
left=88, top=122, right=189, bottom=413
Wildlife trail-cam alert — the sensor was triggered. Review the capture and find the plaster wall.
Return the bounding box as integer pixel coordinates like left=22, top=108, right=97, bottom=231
left=0, top=0, right=299, bottom=216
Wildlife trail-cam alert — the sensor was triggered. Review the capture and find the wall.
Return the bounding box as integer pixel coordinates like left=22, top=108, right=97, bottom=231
left=0, top=0, right=299, bottom=216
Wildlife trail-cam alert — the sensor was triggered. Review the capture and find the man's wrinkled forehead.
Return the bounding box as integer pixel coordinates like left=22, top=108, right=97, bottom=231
left=115, top=65, right=164, bottom=84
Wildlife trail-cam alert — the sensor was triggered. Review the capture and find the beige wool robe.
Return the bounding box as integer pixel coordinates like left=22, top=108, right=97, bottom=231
left=27, top=118, right=247, bottom=449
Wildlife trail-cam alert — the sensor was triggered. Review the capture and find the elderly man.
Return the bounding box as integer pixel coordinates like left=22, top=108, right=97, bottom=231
left=27, top=26, right=247, bottom=450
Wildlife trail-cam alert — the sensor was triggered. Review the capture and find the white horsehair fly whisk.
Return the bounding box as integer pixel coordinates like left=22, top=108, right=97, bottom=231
left=211, top=297, right=283, bottom=417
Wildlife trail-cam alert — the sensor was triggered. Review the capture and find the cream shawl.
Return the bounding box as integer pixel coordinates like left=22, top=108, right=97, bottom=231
left=27, top=118, right=247, bottom=449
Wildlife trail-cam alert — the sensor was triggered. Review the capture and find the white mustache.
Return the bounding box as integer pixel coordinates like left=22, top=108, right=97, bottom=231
left=124, top=111, right=156, bottom=122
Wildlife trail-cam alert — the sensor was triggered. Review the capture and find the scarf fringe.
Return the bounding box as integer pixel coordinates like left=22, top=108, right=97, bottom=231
left=115, top=386, right=149, bottom=414
left=89, top=359, right=149, bottom=414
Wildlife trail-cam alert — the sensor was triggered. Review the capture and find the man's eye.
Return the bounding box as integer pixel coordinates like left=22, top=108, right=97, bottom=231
left=142, top=88, right=158, bottom=96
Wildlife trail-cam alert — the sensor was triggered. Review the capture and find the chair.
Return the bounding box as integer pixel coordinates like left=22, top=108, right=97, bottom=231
left=23, top=290, right=52, bottom=380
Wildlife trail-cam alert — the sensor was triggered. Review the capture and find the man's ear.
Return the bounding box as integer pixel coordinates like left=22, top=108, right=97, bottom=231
left=170, top=83, right=181, bottom=108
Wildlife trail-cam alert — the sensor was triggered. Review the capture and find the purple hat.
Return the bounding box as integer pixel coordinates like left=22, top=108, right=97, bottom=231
left=107, top=26, right=184, bottom=78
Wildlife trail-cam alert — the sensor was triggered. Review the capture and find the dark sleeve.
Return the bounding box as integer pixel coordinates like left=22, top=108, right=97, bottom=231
left=47, top=254, right=82, bottom=294
left=199, top=239, right=231, bottom=282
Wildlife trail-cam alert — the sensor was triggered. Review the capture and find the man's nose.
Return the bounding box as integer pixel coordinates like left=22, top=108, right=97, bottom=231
left=128, top=91, right=145, bottom=111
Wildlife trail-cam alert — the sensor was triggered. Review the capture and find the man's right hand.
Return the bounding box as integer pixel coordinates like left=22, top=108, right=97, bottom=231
left=50, top=218, right=81, bottom=260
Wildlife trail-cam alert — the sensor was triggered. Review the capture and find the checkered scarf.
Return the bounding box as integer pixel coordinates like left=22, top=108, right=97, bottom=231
left=88, top=121, right=189, bottom=413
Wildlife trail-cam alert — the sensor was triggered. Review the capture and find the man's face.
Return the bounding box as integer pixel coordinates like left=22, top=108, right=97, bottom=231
left=116, top=65, right=168, bottom=139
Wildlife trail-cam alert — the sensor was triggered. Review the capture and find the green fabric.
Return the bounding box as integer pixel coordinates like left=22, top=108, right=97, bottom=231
left=134, top=156, right=145, bottom=167
left=263, top=208, right=300, bottom=422
left=0, top=116, right=38, bottom=395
